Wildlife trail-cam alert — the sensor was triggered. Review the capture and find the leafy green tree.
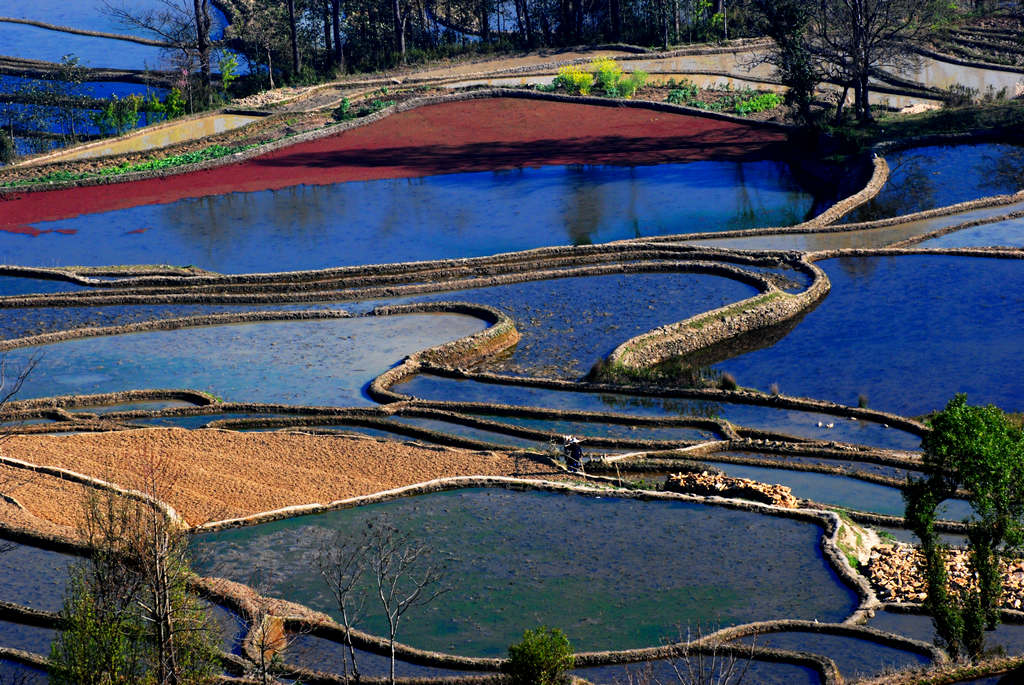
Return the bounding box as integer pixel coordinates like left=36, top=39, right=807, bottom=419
left=51, top=456, right=220, bottom=684
left=91, top=94, right=142, bottom=136
left=0, top=130, right=15, bottom=165
left=505, top=626, right=574, bottom=685
left=905, top=394, right=1024, bottom=661
left=50, top=569, right=148, bottom=684
left=751, top=0, right=818, bottom=124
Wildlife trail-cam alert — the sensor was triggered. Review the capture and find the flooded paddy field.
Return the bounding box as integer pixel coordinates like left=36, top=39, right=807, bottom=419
left=393, top=374, right=922, bottom=450
left=400, top=271, right=758, bottom=378
left=5, top=314, right=485, bottom=406
left=841, top=143, right=1024, bottom=223
left=191, top=488, right=859, bottom=657
left=0, top=159, right=816, bottom=272
left=574, top=658, right=821, bottom=685
left=712, top=255, right=1024, bottom=416
left=2, top=87, right=1024, bottom=683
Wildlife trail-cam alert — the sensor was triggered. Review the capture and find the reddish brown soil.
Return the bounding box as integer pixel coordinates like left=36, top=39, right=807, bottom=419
left=1, top=428, right=564, bottom=529
left=0, top=97, right=787, bottom=230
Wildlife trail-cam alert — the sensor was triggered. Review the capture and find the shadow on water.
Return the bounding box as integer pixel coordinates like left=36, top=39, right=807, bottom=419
left=841, top=144, right=1024, bottom=223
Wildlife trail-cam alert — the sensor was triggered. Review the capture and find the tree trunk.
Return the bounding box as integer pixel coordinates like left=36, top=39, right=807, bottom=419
left=393, top=0, right=406, bottom=61
left=480, top=0, right=490, bottom=42
left=287, top=0, right=300, bottom=74
left=323, top=0, right=333, bottom=63
left=192, top=0, right=211, bottom=106
left=331, top=0, right=344, bottom=71
left=609, top=0, right=620, bottom=41
left=858, top=73, right=873, bottom=122
left=834, top=84, right=848, bottom=123
left=661, top=0, right=669, bottom=49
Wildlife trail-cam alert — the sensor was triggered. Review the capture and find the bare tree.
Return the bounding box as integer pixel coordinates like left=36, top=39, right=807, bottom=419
left=318, top=530, right=372, bottom=683
left=813, top=0, right=951, bottom=122
left=613, top=625, right=758, bottom=685
left=318, top=516, right=449, bottom=685
left=103, top=0, right=215, bottom=105
left=370, top=519, right=448, bottom=684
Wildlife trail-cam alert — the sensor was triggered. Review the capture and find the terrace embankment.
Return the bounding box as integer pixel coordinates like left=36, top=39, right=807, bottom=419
left=0, top=428, right=564, bottom=529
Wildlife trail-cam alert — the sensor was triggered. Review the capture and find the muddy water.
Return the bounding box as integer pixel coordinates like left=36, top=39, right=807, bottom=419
left=191, top=488, right=859, bottom=657
left=919, top=214, right=1024, bottom=247
left=38, top=114, right=264, bottom=163
left=897, top=56, right=1024, bottom=93
left=2, top=160, right=816, bottom=271
left=5, top=314, right=485, bottom=406
left=679, top=204, right=1024, bottom=250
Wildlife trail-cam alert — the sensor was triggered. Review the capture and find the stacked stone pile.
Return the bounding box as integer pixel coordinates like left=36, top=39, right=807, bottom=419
left=664, top=471, right=799, bottom=508
left=868, top=544, right=1024, bottom=610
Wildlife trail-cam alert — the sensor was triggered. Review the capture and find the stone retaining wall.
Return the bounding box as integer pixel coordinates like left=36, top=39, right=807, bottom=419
left=604, top=257, right=829, bottom=373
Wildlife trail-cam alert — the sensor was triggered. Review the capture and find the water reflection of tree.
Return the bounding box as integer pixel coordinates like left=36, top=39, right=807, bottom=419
left=835, top=254, right=879, bottom=281
left=982, top=147, right=1024, bottom=194
left=562, top=165, right=607, bottom=246
left=845, top=153, right=936, bottom=223
left=598, top=394, right=724, bottom=419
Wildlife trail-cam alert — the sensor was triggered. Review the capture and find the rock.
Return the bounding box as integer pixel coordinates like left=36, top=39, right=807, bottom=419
left=664, top=471, right=798, bottom=508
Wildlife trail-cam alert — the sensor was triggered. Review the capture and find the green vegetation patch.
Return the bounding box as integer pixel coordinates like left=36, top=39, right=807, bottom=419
left=1, top=144, right=258, bottom=188
left=686, top=292, right=784, bottom=331
left=827, top=100, right=1024, bottom=152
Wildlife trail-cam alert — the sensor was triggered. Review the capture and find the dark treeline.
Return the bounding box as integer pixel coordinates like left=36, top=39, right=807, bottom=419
left=226, top=0, right=763, bottom=77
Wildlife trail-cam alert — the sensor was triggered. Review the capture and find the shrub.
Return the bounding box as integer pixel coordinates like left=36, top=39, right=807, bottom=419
left=667, top=80, right=699, bottom=106
left=943, top=83, right=977, bottom=108
left=592, top=57, right=623, bottom=94
left=734, top=92, right=782, bottom=115
left=0, top=131, right=15, bottom=165
left=720, top=373, right=738, bottom=391
left=554, top=65, right=593, bottom=95
left=506, top=626, right=574, bottom=685
left=619, top=70, right=648, bottom=99
left=333, top=97, right=353, bottom=121
left=91, top=94, right=142, bottom=136
left=164, top=88, right=186, bottom=119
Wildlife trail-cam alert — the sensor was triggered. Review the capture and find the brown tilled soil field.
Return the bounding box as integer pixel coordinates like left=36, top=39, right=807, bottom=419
left=1, top=428, right=563, bottom=531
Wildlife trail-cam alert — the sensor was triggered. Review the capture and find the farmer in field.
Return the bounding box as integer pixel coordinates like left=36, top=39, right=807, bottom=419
left=562, top=435, right=584, bottom=473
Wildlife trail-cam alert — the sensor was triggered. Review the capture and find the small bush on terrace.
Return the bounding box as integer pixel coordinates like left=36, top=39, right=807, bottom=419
left=618, top=70, right=648, bottom=99
left=554, top=65, right=593, bottom=95
left=506, top=626, right=574, bottom=685
left=551, top=59, right=646, bottom=98
left=592, top=57, right=623, bottom=94
left=735, top=91, right=782, bottom=115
